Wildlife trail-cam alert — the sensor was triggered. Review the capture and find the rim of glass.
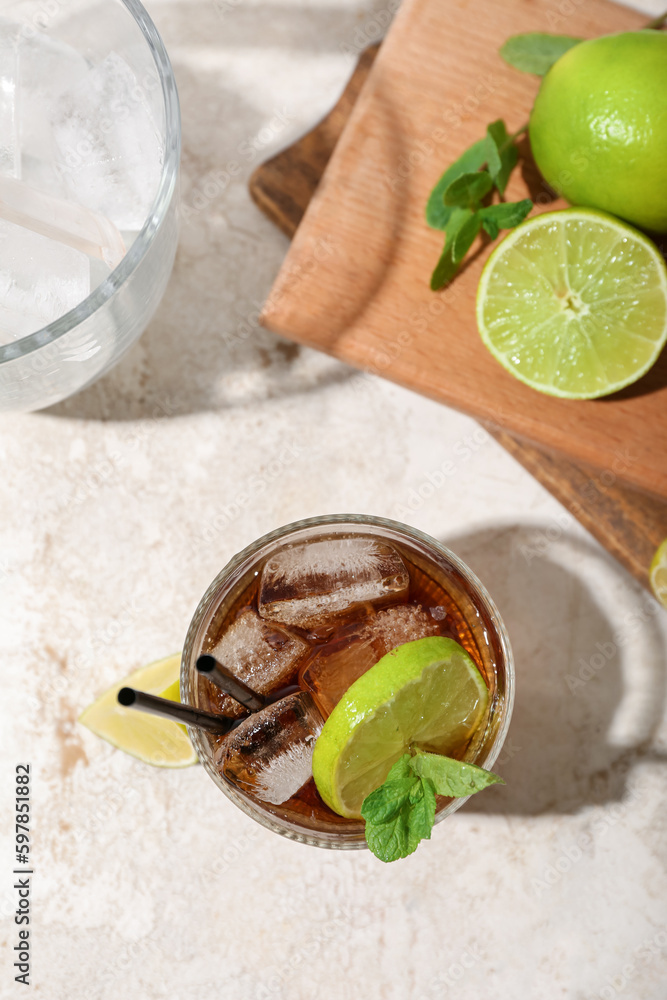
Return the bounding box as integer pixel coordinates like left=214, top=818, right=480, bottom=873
left=182, top=514, right=516, bottom=849
left=0, top=0, right=181, bottom=366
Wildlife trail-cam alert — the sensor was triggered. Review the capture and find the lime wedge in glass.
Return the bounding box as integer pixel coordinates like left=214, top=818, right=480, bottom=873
left=78, top=653, right=198, bottom=767
left=311, top=636, right=489, bottom=818
left=650, top=539, right=667, bottom=610
left=476, top=208, right=667, bottom=399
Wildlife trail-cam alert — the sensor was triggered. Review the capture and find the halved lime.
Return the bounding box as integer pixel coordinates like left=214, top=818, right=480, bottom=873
left=650, top=539, right=667, bottom=610
left=476, top=209, right=667, bottom=399
left=311, top=636, right=489, bottom=818
left=78, top=653, right=198, bottom=767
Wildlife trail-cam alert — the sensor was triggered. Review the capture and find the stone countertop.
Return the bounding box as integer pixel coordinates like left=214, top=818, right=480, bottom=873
left=1, top=1, right=667, bottom=997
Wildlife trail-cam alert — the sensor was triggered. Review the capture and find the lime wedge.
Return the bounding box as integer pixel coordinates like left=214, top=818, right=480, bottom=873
left=650, top=539, right=667, bottom=609
left=476, top=209, right=667, bottom=399
left=78, top=653, right=198, bottom=767
left=311, top=637, right=489, bottom=818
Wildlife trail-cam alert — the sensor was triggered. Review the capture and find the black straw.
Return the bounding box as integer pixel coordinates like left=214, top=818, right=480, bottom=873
left=117, top=687, right=238, bottom=735
left=196, top=655, right=268, bottom=711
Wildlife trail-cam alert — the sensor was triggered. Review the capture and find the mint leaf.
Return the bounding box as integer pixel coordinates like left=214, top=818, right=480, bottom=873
left=443, top=171, right=493, bottom=209
left=427, top=119, right=528, bottom=288
left=407, top=777, right=436, bottom=851
left=451, top=212, right=481, bottom=264
left=363, top=797, right=413, bottom=862
left=362, top=777, right=417, bottom=823
left=362, top=771, right=437, bottom=862
left=426, top=138, right=489, bottom=230
left=430, top=244, right=457, bottom=291
left=500, top=33, right=582, bottom=75
left=384, top=753, right=415, bottom=782
left=361, top=772, right=420, bottom=862
left=484, top=128, right=502, bottom=181
left=361, top=750, right=505, bottom=861
left=410, top=750, right=505, bottom=798
left=360, top=754, right=415, bottom=824
left=480, top=216, right=499, bottom=241
left=479, top=198, right=532, bottom=238
left=430, top=207, right=473, bottom=290
left=485, top=120, right=519, bottom=194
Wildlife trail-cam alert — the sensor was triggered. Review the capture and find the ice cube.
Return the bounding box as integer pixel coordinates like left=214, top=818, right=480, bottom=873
left=206, top=609, right=309, bottom=718
left=18, top=29, right=89, bottom=175
left=0, top=177, right=126, bottom=267
left=300, top=604, right=441, bottom=716
left=0, top=218, right=90, bottom=342
left=51, top=52, right=164, bottom=230
left=0, top=21, right=20, bottom=178
left=258, top=537, right=410, bottom=629
left=217, top=692, right=323, bottom=805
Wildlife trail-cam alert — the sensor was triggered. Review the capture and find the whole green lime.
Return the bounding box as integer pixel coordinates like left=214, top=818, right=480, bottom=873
left=529, top=31, right=667, bottom=233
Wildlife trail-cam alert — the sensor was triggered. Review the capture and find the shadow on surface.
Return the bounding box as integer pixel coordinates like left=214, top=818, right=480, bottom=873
left=152, top=0, right=375, bottom=54
left=442, top=523, right=666, bottom=816
left=44, top=48, right=359, bottom=422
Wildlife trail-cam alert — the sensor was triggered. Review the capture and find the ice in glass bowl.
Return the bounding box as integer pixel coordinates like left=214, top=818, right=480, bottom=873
left=0, top=0, right=180, bottom=411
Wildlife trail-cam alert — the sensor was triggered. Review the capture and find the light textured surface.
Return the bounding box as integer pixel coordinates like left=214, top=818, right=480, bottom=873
left=1, top=1, right=667, bottom=998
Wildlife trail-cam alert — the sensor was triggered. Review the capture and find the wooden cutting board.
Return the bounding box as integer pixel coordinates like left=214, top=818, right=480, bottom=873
left=259, top=0, right=667, bottom=502
left=251, top=34, right=667, bottom=592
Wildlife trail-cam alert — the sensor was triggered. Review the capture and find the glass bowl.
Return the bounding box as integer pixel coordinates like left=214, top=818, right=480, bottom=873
left=0, top=0, right=180, bottom=411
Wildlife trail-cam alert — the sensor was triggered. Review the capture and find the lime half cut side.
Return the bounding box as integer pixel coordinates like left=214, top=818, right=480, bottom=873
left=476, top=209, right=667, bottom=399
left=311, top=636, right=490, bottom=819
left=78, top=653, right=198, bottom=768
left=650, top=539, right=667, bottom=610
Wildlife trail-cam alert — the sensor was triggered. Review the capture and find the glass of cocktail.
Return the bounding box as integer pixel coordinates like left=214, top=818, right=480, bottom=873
left=181, top=514, right=514, bottom=850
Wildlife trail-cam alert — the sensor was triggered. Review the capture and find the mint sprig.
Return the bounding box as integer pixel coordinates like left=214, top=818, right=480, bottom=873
left=479, top=200, right=533, bottom=240
left=426, top=119, right=532, bottom=290
left=425, top=138, right=489, bottom=231
left=361, top=750, right=504, bottom=862
left=485, top=119, right=519, bottom=194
